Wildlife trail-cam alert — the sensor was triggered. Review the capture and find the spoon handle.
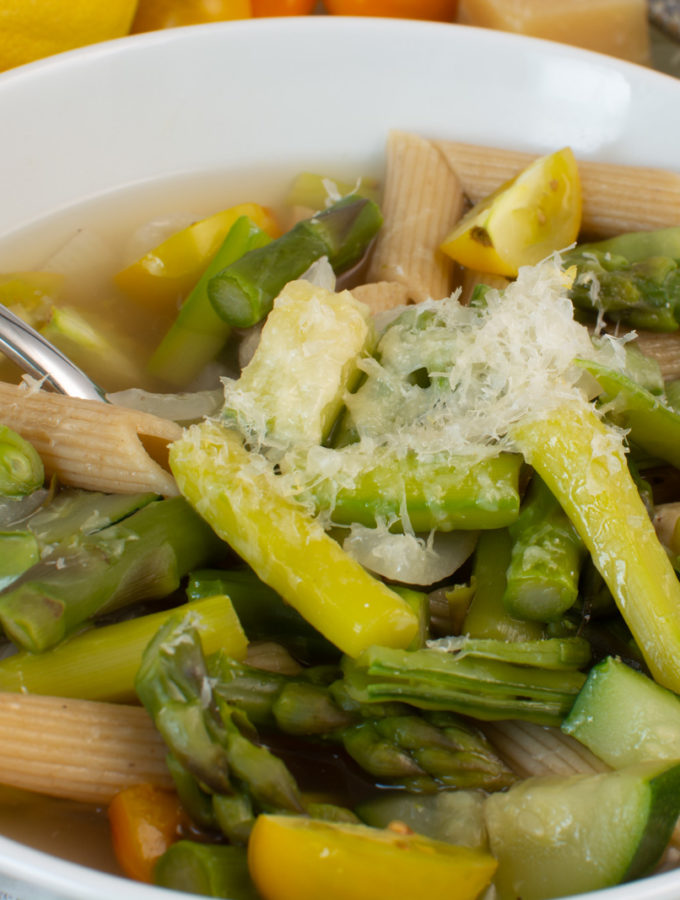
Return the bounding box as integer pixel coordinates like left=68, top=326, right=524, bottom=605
left=0, top=303, right=106, bottom=402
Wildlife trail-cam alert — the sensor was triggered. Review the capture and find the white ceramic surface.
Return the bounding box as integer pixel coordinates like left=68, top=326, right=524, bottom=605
left=0, top=15, right=679, bottom=900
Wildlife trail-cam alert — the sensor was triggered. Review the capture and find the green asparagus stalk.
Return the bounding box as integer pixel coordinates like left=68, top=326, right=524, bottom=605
left=0, top=496, right=225, bottom=652
left=0, top=489, right=157, bottom=593
left=210, top=655, right=515, bottom=792
left=207, top=195, right=382, bottom=328
left=563, top=228, right=680, bottom=331
left=187, top=568, right=339, bottom=664
left=0, top=425, right=44, bottom=498
left=342, top=640, right=588, bottom=726
left=577, top=358, right=680, bottom=469
left=154, top=841, right=259, bottom=900
left=0, top=594, right=246, bottom=701
left=462, top=530, right=544, bottom=642
left=502, top=475, right=586, bottom=622
left=148, top=215, right=272, bottom=387
left=304, top=448, right=522, bottom=532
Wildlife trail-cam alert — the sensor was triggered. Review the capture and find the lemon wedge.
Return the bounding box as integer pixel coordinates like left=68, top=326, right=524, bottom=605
left=440, top=146, right=582, bottom=277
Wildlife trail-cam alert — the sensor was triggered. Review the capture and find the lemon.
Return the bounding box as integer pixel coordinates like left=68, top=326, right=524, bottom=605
left=131, top=0, right=251, bottom=31
left=440, top=146, right=582, bottom=277
left=0, top=0, right=138, bottom=72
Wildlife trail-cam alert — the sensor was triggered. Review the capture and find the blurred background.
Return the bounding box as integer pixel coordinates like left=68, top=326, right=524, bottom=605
left=0, top=0, right=678, bottom=76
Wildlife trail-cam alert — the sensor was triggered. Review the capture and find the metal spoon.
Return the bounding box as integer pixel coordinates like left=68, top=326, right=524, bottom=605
left=0, top=303, right=106, bottom=402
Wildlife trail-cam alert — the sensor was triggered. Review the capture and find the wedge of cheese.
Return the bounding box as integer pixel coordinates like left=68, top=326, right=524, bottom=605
left=458, top=0, right=650, bottom=64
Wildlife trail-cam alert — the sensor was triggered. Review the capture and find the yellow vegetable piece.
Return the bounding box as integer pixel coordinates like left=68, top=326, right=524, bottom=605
left=247, top=814, right=498, bottom=900
left=511, top=397, right=680, bottom=694
left=0, top=0, right=137, bottom=72
left=115, top=203, right=280, bottom=313
left=169, top=420, right=419, bottom=658
left=440, top=147, right=582, bottom=277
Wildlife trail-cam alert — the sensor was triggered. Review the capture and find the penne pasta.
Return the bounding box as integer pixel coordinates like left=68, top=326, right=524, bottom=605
left=458, top=268, right=511, bottom=306
left=434, top=140, right=680, bottom=237
left=632, top=330, right=680, bottom=381
left=366, top=130, right=464, bottom=302
left=350, top=280, right=412, bottom=314
left=0, top=382, right=182, bottom=496
left=0, top=693, right=171, bottom=805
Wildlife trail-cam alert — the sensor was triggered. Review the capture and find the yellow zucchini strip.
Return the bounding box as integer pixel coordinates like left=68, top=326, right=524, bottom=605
left=0, top=693, right=171, bottom=804
left=435, top=141, right=680, bottom=237
left=367, top=131, right=464, bottom=302
left=0, top=381, right=181, bottom=496
left=169, top=420, right=419, bottom=658
left=511, top=398, right=680, bottom=694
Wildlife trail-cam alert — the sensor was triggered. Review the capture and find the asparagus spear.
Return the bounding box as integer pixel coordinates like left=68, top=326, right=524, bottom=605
left=155, top=841, right=259, bottom=899
left=304, top=448, right=522, bottom=533
left=462, top=529, right=544, bottom=643
left=342, top=639, right=588, bottom=727
left=187, top=568, right=339, bottom=664
left=502, top=475, right=586, bottom=622
left=210, top=654, right=516, bottom=792
left=208, top=195, right=382, bottom=328
left=148, top=215, right=272, bottom=387
left=0, top=425, right=44, bottom=498
left=563, top=228, right=680, bottom=331
left=0, top=496, right=225, bottom=652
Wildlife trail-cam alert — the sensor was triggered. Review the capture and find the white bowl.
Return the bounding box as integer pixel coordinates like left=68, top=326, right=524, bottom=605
left=0, top=15, right=680, bottom=900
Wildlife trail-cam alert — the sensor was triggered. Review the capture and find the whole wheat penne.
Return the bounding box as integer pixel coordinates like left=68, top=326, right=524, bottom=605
left=0, top=693, right=171, bottom=804
left=367, top=131, right=464, bottom=302
left=632, top=330, right=680, bottom=381
left=434, top=140, right=680, bottom=237
left=0, top=381, right=182, bottom=496
left=350, top=281, right=412, bottom=315
left=458, top=268, right=511, bottom=306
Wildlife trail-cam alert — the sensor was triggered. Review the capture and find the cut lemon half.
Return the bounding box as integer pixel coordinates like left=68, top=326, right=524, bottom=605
left=440, top=146, right=582, bottom=277
left=247, top=814, right=497, bottom=900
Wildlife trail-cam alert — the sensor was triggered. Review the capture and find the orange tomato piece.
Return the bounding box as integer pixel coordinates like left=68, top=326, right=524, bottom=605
left=108, top=783, right=186, bottom=883
left=252, top=0, right=317, bottom=13
left=322, top=0, right=458, bottom=20
left=131, top=0, right=252, bottom=31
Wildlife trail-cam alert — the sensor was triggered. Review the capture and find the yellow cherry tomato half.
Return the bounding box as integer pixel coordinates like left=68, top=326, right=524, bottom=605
left=115, top=202, right=281, bottom=313
left=248, top=814, right=498, bottom=900
left=252, top=0, right=317, bottom=14
left=440, top=146, right=582, bottom=277
left=131, top=0, right=251, bottom=32
left=323, top=0, right=458, bottom=20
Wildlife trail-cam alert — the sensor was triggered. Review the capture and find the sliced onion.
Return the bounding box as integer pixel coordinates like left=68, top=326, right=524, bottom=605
left=343, top=525, right=479, bottom=586
left=108, top=387, right=223, bottom=423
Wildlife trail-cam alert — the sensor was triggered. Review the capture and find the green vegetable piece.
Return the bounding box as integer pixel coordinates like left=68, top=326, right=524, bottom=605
left=0, top=594, right=245, bottom=702
left=564, top=228, right=680, bottom=332
left=148, top=215, right=272, bottom=387
left=0, top=425, right=43, bottom=498
left=306, top=449, right=522, bottom=533
left=208, top=195, right=382, bottom=328
left=562, top=656, right=680, bottom=768
left=502, top=475, right=586, bottom=622
left=0, top=532, right=38, bottom=591
left=463, top=529, right=544, bottom=643
left=343, top=641, right=587, bottom=726
left=188, top=568, right=339, bottom=663
left=154, top=841, right=259, bottom=900
left=356, top=789, right=488, bottom=849
left=485, top=761, right=680, bottom=900
left=0, top=496, right=225, bottom=652
left=579, top=357, right=680, bottom=468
